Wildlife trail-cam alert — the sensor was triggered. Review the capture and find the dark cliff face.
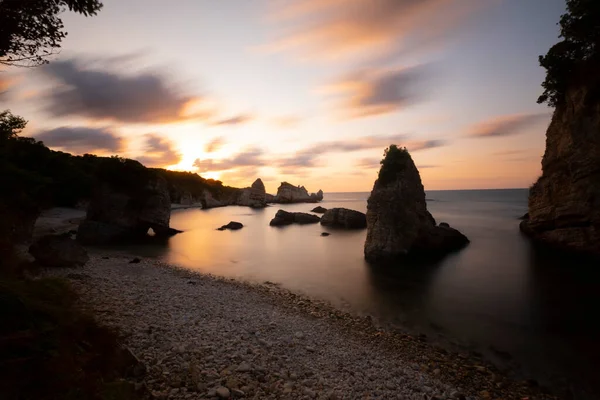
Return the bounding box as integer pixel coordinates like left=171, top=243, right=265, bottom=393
left=523, top=80, right=600, bottom=255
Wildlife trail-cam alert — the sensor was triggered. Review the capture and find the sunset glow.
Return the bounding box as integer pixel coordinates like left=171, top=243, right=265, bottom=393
left=0, top=0, right=567, bottom=193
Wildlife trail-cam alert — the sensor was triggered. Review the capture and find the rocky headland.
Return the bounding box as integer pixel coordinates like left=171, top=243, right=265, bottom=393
left=364, top=146, right=469, bottom=262
left=520, top=74, right=600, bottom=255
left=272, top=182, right=323, bottom=204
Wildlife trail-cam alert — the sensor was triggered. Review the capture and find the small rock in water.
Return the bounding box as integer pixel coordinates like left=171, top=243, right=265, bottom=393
left=129, top=257, right=141, bottom=264
left=321, top=232, right=330, bottom=237
left=218, top=221, right=244, bottom=231
left=216, top=386, right=230, bottom=398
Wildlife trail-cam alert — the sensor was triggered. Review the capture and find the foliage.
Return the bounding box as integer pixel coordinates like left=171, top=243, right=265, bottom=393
left=538, top=0, right=600, bottom=107
left=0, top=110, right=27, bottom=139
left=0, top=276, right=140, bottom=400
left=377, top=145, right=413, bottom=185
left=0, top=0, right=103, bottom=67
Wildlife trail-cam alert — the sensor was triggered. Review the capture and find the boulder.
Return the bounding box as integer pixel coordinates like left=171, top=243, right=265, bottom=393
left=311, top=206, right=328, bottom=214
left=29, top=234, right=89, bottom=268
left=273, top=182, right=323, bottom=204
left=320, top=208, right=366, bottom=229
left=364, top=146, right=469, bottom=262
left=77, top=166, right=179, bottom=245
left=521, top=78, right=600, bottom=255
left=269, top=210, right=320, bottom=226
left=316, top=190, right=324, bottom=201
left=218, top=221, right=244, bottom=231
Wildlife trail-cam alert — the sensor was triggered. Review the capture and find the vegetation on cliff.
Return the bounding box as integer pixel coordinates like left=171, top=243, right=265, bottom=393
left=377, top=145, right=413, bottom=186
left=538, top=0, right=600, bottom=107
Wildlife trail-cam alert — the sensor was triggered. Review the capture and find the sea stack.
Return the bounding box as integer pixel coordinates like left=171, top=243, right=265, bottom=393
left=520, top=77, right=600, bottom=255
left=364, top=145, right=469, bottom=262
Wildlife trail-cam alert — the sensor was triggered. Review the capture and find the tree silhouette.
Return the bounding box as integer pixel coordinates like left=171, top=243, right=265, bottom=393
left=0, top=0, right=103, bottom=67
left=538, top=0, right=600, bottom=107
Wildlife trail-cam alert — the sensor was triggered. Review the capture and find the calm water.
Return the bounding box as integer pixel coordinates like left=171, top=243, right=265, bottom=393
left=127, top=189, right=600, bottom=398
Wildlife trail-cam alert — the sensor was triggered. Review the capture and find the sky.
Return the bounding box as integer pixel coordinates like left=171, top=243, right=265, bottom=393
left=0, top=0, right=567, bottom=193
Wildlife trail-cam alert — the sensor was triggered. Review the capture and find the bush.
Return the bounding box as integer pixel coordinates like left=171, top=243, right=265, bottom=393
left=377, top=145, right=413, bottom=185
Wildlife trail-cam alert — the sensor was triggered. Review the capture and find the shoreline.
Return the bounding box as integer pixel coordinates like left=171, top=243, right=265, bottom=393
left=43, top=249, right=556, bottom=400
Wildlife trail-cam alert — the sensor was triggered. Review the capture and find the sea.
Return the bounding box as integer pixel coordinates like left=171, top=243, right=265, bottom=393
left=125, top=189, right=600, bottom=399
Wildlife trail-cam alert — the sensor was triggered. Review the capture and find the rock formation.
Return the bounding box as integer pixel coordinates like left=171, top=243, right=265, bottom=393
left=520, top=80, right=600, bottom=255
left=30, top=233, right=89, bottom=268
left=217, top=221, right=244, bottom=231
left=321, top=208, right=366, bottom=229
left=236, top=179, right=267, bottom=208
left=311, top=206, right=328, bottom=214
left=364, top=146, right=469, bottom=262
left=78, top=172, right=180, bottom=245
left=273, top=182, right=323, bottom=204
left=269, top=210, right=321, bottom=226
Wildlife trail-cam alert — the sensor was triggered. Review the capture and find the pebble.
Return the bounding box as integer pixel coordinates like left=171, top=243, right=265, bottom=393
left=216, top=386, right=230, bottom=398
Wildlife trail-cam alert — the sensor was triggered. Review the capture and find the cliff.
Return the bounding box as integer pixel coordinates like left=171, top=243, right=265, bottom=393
left=521, top=77, right=600, bottom=255
left=272, top=182, right=323, bottom=204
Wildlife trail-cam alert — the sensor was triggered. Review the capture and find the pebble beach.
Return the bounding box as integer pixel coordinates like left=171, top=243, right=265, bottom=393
left=43, top=251, right=556, bottom=400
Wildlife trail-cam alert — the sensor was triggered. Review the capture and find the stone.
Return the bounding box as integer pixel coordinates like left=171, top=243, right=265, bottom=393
left=216, top=386, right=230, bottom=398
left=29, top=233, right=89, bottom=268
left=364, top=146, right=469, bottom=262
left=273, top=182, right=323, bottom=204
left=320, top=232, right=330, bottom=237
left=218, top=221, right=244, bottom=231
left=235, top=179, right=267, bottom=208
left=269, top=210, right=320, bottom=226
left=236, top=361, right=251, bottom=372
left=320, top=208, right=367, bottom=229
left=521, top=79, right=600, bottom=256
left=231, top=388, right=245, bottom=397
left=311, top=206, right=328, bottom=213
left=77, top=168, right=179, bottom=244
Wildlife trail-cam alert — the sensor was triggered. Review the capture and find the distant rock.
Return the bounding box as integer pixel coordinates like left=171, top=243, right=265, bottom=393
left=29, top=233, right=89, bottom=268
left=200, top=189, right=228, bottom=209
left=236, top=178, right=267, bottom=208
left=321, top=232, right=330, bottom=237
left=321, top=208, right=366, bottom=229
left=273, top=182, right=323, bottom=204
left=521, top=78, right=600, bottom=255
left=218, top=221, right=244, bottom=231
left=311, top=206, right=328, bottom=214
left=364, top=146, right=469, bottom=262
left=78, top=167, right=180, bottom=245
left=269, top=210, right=320, bottom=226
left=265, top=193, right=276, bottom=203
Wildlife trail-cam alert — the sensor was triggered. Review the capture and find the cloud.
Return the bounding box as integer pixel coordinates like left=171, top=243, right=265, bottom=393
left=0, top=74, right=19, bottom=101
left=276, top=134, right=446, bottom=170
left=262, top=0, right=478, bottom=61
left=321, top=66, right=429, bottom=118
left=211, top=113, right=255, bottom=126
left=205, top=137, right=225, bottom=153
left=193, top=147, right=264, bottom=173
left=136, top=134, right=182, bottom=167
left=40, top=58, right=208, bottom=124
left=467, top=113, right=550, bottom=138
left=35, top=126, right=125, bottom=154
left=270, top=115, right=303, bottom=128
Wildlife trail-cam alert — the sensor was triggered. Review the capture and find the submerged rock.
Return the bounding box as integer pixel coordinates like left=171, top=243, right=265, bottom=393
left=311, top=206, right=328, bottom=214
left=218, top=221, right=244, bottom=231
left=364, top=146, right=469, bottom=262
left=29, top=233, right=89, bottom=268
left=521, top=79, right=600, bottom=255
left=269, top=210, right=320, bottom=226
left=320, top=208, right=366, bottom=229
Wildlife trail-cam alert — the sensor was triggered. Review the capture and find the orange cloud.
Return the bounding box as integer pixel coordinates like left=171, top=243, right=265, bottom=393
left=136, top=134, right=182, bottom=167
left=262, top=0, right=479, bottom=61
left=466, top=113, right=550, bottom=138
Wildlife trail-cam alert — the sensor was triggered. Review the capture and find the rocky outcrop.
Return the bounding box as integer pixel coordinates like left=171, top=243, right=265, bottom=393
left=217, top=221, right=244, bottom=231
left=311, top=206, right=328, bottom=214
left=78, top=173, right=180, bottom=245
left=364, top=146, right=469, bottom=262
left=269, top=210, right=320, bottom=226
left=236, top=179, right=267, bottom=208
left=321, top=208, right=366, bottom=229
left=273, top=182, right=323, bottom=204
left=30, top=233, right=89, bottom=268
left=521, top=81, right=600, bottom=255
